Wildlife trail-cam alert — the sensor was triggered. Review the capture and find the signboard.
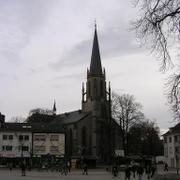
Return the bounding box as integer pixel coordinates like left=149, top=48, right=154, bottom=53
left=115, top=149, right=124, bottom=157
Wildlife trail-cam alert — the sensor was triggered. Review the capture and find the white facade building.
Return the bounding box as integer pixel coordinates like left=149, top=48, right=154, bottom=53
left=163, top=123, right=180, bottom=168
left=33, top=133, right=65, bottom=156
left=0, top=123, right=32, bottom=158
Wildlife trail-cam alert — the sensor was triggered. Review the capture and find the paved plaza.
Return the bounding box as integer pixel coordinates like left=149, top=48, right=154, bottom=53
left=1, top=165, right=180, bottom=180
left=0, top=168, right=155, bottom=180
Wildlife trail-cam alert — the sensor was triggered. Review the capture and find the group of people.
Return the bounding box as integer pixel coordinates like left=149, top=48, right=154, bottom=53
left=112, top=163, right=157, bottom=180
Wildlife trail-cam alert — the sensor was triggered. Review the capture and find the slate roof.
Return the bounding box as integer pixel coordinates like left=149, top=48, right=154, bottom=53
left=50, top=110, right=91, bottom=126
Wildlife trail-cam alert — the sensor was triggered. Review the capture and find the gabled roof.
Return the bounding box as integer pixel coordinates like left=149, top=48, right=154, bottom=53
left=51, top=110, right=91, bottom=125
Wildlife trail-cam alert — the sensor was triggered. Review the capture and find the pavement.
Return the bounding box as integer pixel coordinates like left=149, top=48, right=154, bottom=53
left=0, top=168, right=154, bottom=180
left=155, top=164, right=180, bottom=180
left=0, top=165, right=179, bottom=180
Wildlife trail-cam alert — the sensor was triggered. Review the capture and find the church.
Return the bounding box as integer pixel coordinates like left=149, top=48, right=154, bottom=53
left=27, top=25, right=122, bottom=165
left=49, top=26, right=122, bottom=164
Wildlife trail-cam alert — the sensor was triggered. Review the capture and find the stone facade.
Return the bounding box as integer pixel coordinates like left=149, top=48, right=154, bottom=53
left=163, top=123, right=180, bottom=168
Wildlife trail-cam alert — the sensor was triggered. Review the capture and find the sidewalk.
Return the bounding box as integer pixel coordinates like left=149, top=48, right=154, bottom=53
left=155, top=164, right=180, bottom=180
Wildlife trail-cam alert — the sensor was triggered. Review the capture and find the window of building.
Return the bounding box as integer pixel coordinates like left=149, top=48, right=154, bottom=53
left=169, top=137, right=172, bottom=143
left=34, top=146, right=45, bottom=153
left=3, top=135, right=7, bottom=140
left=6, top=146, right=12, bottom=151
left=164, top=147, right=168, bottom=157
left=164, top=137, right=167, bottom=143
left=34, top=135, right=46, bottom=141
left=50, top=135, right=59, bottom=141
left=22, top=146, right=29, bottom=151
left=24, top=135, right=29, bottom=140
left=88, top=81, right=91, bottom=96
left=19, top=135, right=23, bottom=141
left=50, top=146, right=59, bottom=153
left=81, top=126, right=87, bottom=148
left=169, top=147, right=173, bottom=154
left=9, top=135, right=13, bottom=140
left=100, top=80, right=103, bottom=96
left=174, top=135, right=180, bottom=143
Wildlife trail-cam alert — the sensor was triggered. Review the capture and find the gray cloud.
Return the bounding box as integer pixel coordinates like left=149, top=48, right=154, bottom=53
left=50, top=22, right=141, bottom=70
left=0, top=0, right=56, bottom=63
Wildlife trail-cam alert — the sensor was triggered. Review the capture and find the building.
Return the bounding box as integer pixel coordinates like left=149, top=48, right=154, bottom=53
left=0, top=115, right=65, bottom=167
left=47, top=26, right=122, bottom=164
left=0, top=122, right=32, bottom=166
left=0, top=25, right=122, bottom=166
left=163, top=122, right=180, bottom=168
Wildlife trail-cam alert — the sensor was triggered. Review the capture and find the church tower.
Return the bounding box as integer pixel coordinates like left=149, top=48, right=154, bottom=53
left=82, top=25, right=111, bottom=119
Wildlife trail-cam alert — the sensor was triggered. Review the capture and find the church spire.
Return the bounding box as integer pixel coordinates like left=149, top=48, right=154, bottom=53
left=90, top=23, right=102, bottom=76
left=53, top=100, right=56, bottom=115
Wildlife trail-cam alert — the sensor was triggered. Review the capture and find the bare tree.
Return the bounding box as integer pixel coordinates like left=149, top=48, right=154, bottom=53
left=10, top=116, right=26, bottom=123
left=112, top=92, right=144, bottom=155
left=132, top=0, right=180, bottom=118
left=129, top=119, right=163, bottom=156
left=29, top=108, right=54, bottom=116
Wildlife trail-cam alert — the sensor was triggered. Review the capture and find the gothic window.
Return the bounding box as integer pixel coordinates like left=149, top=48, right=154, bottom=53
left=81, top=126, right=87, bottom=147
left=81, top=126, right=87, bottom=155
left=88, top=81, right=91, bottom=96
left=100, top=80, right=103, bottom=96
left=94, top=79, right=97, bottom=88
left=69, top=129, right=73, bottom=156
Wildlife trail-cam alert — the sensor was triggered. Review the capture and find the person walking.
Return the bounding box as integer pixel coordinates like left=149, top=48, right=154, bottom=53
left=151, top=164, right=156, bottom=178
left=82, top=162, right=88, bottom=175
left=125, top=166, right=131, bottom=180
left=131, top=165, right=136, bottom=178
left=112, top=164, right=118, bottom=177
left=21, top=161, right=26, bottom=176
left=164, top=163, right=168, bottom=171
left=137, top=165, right=144, bottom=180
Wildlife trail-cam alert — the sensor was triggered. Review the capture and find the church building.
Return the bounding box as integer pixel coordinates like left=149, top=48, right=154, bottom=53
left=49, top=26, right=122, bottom=163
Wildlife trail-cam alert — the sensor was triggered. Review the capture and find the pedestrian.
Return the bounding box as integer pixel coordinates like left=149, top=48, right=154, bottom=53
left=151, top=165, right=156, bottom=178
left=67, top=161, right=71, bottom=172
left=82, top=162, right=88, bottom=175
left=125, top=165, right=131, bottom=180
left=146, top=165, right=151, bottom=179
left=21, top=161, right=26, bottom=176
left=9, top=162, right=12, bottom=171
left=164, top=163, right=168, bottom=171
left=112, top=164, right=118, bottom=177
left=137, top=165, right=144, bottom=180
left=61, top=163, right=67, bottom=175
left=131, top=165, right=136, bottom=178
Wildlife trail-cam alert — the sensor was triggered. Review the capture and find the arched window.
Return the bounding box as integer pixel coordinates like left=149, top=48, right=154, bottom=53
left=81, top=126, right=87, bottom=147
left=88, top=81, right=91, bottom=96
left=94, top=79, right=97, bottom=88
left=69, top=129, right=73, bottom=156
left=100, top=80, right=103, bottom=96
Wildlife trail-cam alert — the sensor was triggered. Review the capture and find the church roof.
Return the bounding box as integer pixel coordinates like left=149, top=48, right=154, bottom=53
left=90, top=26, right=102, bottom=76
left=51, top=110, right=91, bottom=125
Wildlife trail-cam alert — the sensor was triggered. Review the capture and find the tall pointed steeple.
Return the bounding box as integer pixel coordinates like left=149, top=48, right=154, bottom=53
left=53, top=100, right=56, bottom=115
left=90, top=23, right=102, bottom=76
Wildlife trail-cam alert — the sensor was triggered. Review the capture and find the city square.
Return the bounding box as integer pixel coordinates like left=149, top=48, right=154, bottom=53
left=1, top=1, right=180, bottom=180
left=0, top=165, right=179, bottom=180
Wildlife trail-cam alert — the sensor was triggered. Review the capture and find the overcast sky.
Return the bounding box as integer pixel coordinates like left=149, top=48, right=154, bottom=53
left=0, top=0, right=176, bottom=132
